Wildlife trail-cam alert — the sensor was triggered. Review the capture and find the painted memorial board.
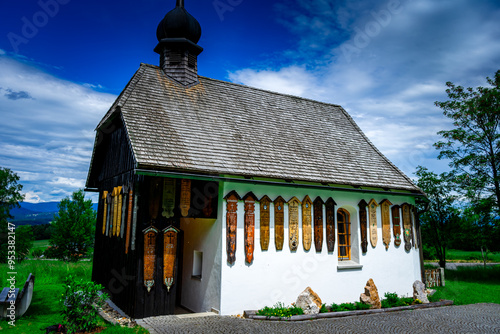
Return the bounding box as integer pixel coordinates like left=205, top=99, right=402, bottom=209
left=325, top=198, right=336, bottom=252
left=112, top=187, right=119, bottom=236
left=163, top=226, right=179, bottom=292
left=143, top=226, right=159, bottom=292
left=380, top=199, right=392, bottom=250
left=391, top=205, right=402, bottom=247
left=288, top=196, right=301, bottom=251
left=224, top=191, right=240, bottom=265
left=302, top=195, right=312, bottom=251
left=106, top=192, right=112, bottom=236
left=101, top=191, right=108, bottom=235
left=410, top=205, right=416, bottom=249
left=358, top=199, right=368, bottom=253
left=125, top=186, right=133, bottom=254
left=180, top=179, right=191, bottom=217
left=131, top=188, right=139, bottom=251
left=162, top=178, right=176, bottom=219
left=313, top=197, right=324, bottom=252
left=259, top=195, right=271, bottom=251
left=368, top=199, right=379, bottom=248
left=401, top=203, right=412, bottom=251
left=243, top=192, right=257, bottom=263
left=274, top=196, right=285, bottom=251
left=116, top=186, right=123, bottom=237
left=120, top=185, right=128, bottom=239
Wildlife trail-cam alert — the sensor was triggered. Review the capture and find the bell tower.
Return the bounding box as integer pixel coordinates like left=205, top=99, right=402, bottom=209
left=154, top=0, right=203, bottom=86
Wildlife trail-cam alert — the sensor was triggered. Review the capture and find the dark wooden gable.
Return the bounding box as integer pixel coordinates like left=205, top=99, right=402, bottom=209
left=87, top=111, right=135, bottom=189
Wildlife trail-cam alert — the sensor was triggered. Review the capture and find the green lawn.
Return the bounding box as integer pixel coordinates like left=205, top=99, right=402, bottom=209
left=445, top=249, right=500, bottom=262
left=429, top=266, right=500, bottom=305
left=0, top=260, right=147, bottom=334
left=424, top=249, right=500, bottom=263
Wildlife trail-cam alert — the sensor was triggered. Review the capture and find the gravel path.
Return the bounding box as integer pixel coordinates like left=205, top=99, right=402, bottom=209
left=137, top=303, right=500, bottom=334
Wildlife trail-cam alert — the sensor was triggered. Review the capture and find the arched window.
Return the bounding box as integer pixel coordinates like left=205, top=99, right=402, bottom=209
left=337, top=208, right=351, bottom=261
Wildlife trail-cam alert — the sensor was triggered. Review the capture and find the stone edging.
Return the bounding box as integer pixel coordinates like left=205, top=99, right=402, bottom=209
left=243, top=300, right=454, bottom=321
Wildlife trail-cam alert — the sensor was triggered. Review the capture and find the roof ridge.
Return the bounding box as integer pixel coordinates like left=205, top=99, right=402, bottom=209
left=140, top=62, right=343, bottom=108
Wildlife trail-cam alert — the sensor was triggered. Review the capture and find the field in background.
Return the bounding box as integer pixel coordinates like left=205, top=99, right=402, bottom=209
left=0, top=260, right=147, bottom=333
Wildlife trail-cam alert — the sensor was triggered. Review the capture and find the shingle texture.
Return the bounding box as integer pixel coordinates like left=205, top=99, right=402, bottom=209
left=96, top=63, right=421, bottom=193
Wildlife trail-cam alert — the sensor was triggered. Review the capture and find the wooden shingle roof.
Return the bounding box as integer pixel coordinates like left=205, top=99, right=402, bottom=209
left=93, top=63, right=422, bottom=193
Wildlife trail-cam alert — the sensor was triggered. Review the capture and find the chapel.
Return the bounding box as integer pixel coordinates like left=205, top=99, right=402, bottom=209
left=86, top=0, right=426, bottom=317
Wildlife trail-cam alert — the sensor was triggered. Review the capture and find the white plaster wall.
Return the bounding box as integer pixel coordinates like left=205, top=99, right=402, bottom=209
left=219, top=181, right=422, bottom=315
left=180, top=215, right=222, bottom=313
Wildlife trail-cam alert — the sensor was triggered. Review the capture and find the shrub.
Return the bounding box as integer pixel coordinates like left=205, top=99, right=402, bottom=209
left=60, top=275, right=108, bottom=333
left=319, top=303, right=329, bottom=313
left=354, top=301, right=371, bottom=310
left=381, top=292, right=413, bottom=308
left=31, top=248, right=44, bottom=258
left=256, top=302, right=304, bottom=318
left=330, top=303, right=340, bottom=312
left=339, top=302, right=356, bottom=311
left=44, top=246, right=60, bottom=259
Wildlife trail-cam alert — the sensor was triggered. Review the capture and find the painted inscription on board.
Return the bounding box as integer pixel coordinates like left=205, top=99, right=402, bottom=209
left=260, top=195, right=271, bottom=251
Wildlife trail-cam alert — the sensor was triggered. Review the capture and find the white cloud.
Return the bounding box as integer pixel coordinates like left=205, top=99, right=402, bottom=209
left=228, top=66, right=321, bottom=97
left=23, top=191, right=44, bottom=204
left=0, top=57, right=116, bottom=203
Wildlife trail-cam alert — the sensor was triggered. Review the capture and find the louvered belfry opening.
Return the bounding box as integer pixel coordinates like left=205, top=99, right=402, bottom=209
left=154, top=0, right=203, bottom=86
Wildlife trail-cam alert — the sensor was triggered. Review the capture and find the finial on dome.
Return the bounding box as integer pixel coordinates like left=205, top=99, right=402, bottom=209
left=156, top=0, right=201, bottom=44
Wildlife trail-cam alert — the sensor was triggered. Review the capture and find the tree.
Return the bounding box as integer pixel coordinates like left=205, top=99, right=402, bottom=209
left=0, top=167, right=25, bottom=263
left=415, top=166, right=461, bottom=268
left=50, top=190, right=96, bottom=261
left=461, top=196, right=498, bottom=266
left=434, top=70, right=500, bottom=214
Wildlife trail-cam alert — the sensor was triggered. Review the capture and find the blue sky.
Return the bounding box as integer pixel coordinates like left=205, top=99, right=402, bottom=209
left=1, top=0, right=499, bottom=203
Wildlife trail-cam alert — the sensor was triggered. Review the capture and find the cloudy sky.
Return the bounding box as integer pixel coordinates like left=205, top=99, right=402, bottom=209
left=1, top=0, right=499, bottom=203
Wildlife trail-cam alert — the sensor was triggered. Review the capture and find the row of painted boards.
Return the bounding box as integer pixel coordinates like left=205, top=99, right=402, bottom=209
left=100, top=185, right=138, bottom=254
left=224, top=191, right=418, bottom=265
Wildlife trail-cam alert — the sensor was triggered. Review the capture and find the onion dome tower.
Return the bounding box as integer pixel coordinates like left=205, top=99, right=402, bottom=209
left=154, top=0, right=203, bottom=86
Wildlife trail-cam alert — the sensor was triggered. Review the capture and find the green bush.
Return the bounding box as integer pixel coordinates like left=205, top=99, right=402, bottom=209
left=60, top=275, right=108, bottom=333
left=256, top=302, right=304, bottom=318
left=339, top=302, right=356, bottom=311
left=381, top=292, right=413, bottom=308
left=354, top=301, right=371, bottom=310
left=32, top=248, right=44, bottom=258
left=319, top=303, right=329, bottom=313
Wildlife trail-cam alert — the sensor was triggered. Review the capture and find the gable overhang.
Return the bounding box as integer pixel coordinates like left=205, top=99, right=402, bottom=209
left=134, top=168, right=427, bottom=199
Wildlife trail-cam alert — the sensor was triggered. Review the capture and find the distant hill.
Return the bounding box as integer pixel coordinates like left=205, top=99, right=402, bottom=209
left=10, top=202, right=98, bottom=226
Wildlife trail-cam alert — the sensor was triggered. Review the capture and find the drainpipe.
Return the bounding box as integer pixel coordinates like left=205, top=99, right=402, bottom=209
left=416, top=199, right=430, bottom=285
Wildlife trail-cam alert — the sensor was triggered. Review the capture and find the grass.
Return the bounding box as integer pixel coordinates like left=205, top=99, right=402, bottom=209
left=425, top=249, right=500, bottom=263
left=29, top=239, right=50, bottom=259
left=0, top=259, right=147, bottom=333
left=429, top=266, right=500, bottom=305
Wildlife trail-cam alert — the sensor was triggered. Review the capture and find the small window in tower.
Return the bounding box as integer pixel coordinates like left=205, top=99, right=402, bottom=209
left=188, top=54, right=196, bottom=68
left=169, top=51, right=182, bottom=64
left=192, top=250, right=202, bottom=280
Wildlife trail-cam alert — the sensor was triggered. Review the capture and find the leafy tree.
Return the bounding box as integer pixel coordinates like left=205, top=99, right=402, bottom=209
left=415, top=166, right=461, bottom=268
left=50, top=190, right=96, bottom=262
left=14, top=225, right=34, bottom=261
left=434, top=70, right=500, bottom=214
left=0, top=167, right=25, bottom=263
left=461, top=197, right=499, bottom=265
